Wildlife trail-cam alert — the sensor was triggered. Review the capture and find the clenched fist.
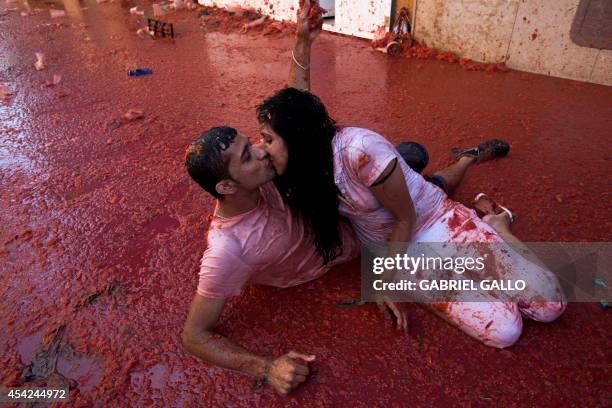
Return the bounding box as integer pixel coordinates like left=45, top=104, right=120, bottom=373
left=267, top=351, right=315, bottom=395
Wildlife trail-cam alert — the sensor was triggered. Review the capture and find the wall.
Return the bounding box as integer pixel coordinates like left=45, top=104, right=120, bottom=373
left=412, top=0, right=612, bottom=86
left=324, top=0, right=392, bottom=39
left=197, top=0, right=392, bottom=39
left=197, top=0, right=611, bottom=85
left=197, top=0, right=294, bottom=20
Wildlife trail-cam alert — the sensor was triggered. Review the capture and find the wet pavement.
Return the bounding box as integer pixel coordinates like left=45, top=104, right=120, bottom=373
left=1, top=0, right=611, bottom=406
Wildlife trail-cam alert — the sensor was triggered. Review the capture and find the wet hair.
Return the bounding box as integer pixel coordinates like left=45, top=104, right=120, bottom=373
left=257, top=87, right=342, bottom=264
left=185, top=126, right=237, bottom=200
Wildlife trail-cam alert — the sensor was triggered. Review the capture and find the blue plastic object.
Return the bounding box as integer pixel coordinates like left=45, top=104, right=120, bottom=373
left=128, top=68, right=152, bottom=77
left=593, top=278, right=606, bottom=287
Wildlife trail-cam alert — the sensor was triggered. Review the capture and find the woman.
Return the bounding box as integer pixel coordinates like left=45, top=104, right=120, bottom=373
left=253, top=1, right=566, bottom=348
left=257, top=86, right=566, bottom=348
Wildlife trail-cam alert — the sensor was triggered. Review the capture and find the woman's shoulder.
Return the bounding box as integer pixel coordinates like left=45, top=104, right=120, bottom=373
left=334, top=127, right=388, bottom=148
left=335, top=126, right=378, bottom=139
left=334, top=127, right=394, bottom=157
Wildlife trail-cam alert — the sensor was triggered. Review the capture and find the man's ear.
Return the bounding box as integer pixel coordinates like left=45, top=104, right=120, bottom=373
left=215, top=179, right=236, bottom=196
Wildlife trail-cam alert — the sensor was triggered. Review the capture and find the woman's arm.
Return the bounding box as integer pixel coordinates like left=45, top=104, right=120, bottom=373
left=288, top=38, right=312, bottom=91
left=287, top=0, right=323, bottom=90
left=370, top=158, right=416, bottom=243
left=369, top=158, right=415, bottom=330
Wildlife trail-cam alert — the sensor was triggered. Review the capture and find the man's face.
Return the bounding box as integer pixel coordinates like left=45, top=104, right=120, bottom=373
left=223, top=133, right=276, bottom=191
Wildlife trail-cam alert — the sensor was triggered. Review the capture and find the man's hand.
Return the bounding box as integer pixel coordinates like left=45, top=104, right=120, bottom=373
left=296, top=0, right=323, bottom=42
left=267, top=351, right=315, bottom=395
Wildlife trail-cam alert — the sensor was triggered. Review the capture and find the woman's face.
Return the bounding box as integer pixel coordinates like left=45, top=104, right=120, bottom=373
left=259, top=123, right=289, bottom=175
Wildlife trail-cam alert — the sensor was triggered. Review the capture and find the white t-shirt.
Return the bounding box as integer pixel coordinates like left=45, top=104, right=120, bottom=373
left=332, top=127, right=448, bottom=243
left=197, top=182, right=360, bottom=298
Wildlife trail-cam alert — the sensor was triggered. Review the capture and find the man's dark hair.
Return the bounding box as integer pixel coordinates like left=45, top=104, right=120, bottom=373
left=256, top=87, right=343, bottom=265
left=185, top=126, right=237, bottom=200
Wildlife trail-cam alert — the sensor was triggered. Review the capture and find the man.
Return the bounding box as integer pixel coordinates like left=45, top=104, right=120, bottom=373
left=181, top=126, right=360, bottom=395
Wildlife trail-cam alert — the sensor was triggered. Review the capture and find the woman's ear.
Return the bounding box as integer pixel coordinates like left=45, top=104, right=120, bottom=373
left=215, top=180, right=237, bottom=196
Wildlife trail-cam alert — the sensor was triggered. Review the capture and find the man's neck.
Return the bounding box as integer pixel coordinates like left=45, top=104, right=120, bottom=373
left=216, top=188, right=261, bottom=218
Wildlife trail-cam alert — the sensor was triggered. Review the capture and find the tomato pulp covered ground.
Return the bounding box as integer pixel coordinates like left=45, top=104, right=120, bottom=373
left=1, top=0, right=610, bottom=406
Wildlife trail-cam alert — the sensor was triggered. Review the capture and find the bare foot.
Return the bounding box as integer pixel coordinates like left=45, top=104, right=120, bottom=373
left=483, top=212, right=512, bottom=234
left=474, top=193, right=513, bottom=219
left=474, top=193, right=515, bottom=236
left=473, top=193, right=495, bottom=216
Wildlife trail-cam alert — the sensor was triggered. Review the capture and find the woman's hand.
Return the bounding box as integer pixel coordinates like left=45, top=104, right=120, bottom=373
left=289, top=0, right=323, bottom=89
left=377, top=296, right=408, bottom=331
left=296, top=0, right=324, bottom=42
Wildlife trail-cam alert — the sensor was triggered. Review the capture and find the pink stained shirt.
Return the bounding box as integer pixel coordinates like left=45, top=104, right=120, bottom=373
left=197, top=182, right=360, bottom=298
left=332, top=127, right=448, bottom=243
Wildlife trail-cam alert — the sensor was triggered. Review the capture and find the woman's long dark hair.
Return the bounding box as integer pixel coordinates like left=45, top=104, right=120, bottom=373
left=257, top=88, right=343, bottom=264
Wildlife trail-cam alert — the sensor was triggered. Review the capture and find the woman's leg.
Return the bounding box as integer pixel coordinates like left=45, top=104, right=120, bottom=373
left=425, top=301, right=523, bottom=348
left=412, top=199, right=565, bottom=346
left=411, top=206, right=523, bottom=348
left=481, top=212, right=567, bottom=322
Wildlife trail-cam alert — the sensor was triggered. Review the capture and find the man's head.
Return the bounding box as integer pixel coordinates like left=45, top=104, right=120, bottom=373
left=185, top=126, right=275, bottom=200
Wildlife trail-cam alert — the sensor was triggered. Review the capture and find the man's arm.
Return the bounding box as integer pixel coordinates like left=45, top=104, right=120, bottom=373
left=182, top=294, right=315, bottom=395
left=288, top=0, right=323, bottom=90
